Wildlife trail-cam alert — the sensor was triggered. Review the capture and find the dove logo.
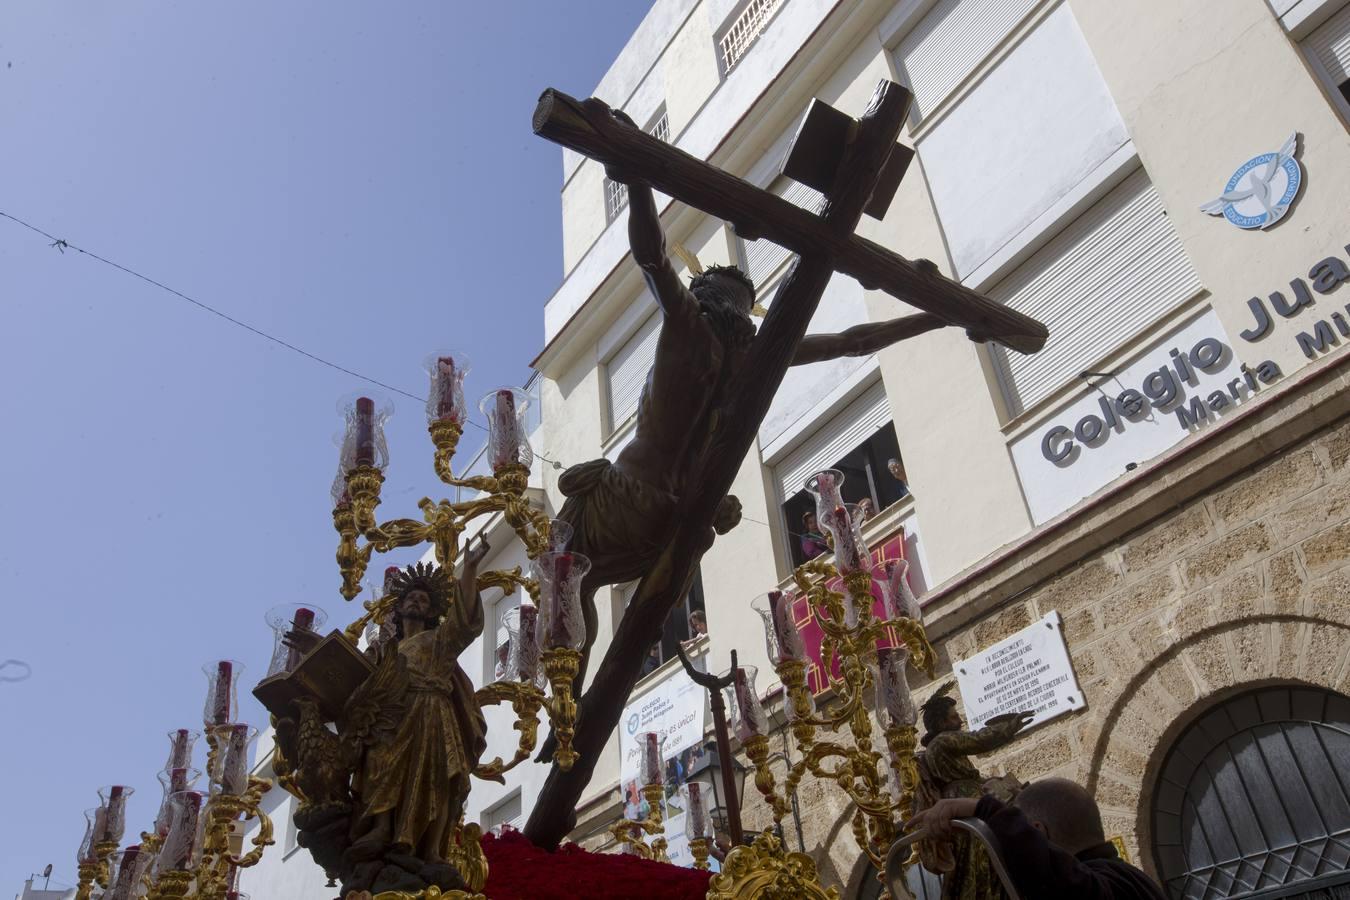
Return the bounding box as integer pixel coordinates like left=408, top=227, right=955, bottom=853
left=1201, top=133, right=1302, bottom=230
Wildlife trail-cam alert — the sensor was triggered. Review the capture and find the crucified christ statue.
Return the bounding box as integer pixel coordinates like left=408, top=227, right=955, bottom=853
left=524, top=82, right=1045, bottom=845
left=558, top=144, right=952, bottom=690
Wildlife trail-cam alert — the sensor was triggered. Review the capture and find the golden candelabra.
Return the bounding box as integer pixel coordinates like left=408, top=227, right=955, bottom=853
left=327, top=388, right=580, bottom=782
left=741, top=489, right=937, bottom=896
left=609, top=782, right=671, bottom=862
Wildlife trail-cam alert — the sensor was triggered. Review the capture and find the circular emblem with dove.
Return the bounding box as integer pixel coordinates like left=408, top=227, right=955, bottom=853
left=1201, top=133, right=1302, bottom=230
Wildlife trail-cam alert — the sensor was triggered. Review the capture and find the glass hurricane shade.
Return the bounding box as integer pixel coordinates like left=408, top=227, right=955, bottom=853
left=510, top=604, right=544, bottom=687
left=336, top=394, right=393, bottom=470
left=876, top=558, right=922, bottom=623
left=164, top=729, right=199, bottom=772
left=545, top=518, right=574, bottom=552
left=107, top=845, right=148, bottom=900
left=681, top=782, right=714, bottom=840
left=96, top=785, right=133, bottom=846
left=77, top=807, right=102, bottom=865
left=424, top=351, right=470, bottom=425
left=265, top=604, right=328, bottom=677
left=202, top=660, right=244, bottom=727
left=751, top=591, right=806, bottom=665
left=155, top=768, right=202, bottom=838
left=804, top=470, right=869, bottom=576
left=532, top=551, right=591, bottom=651
left=332, top=394, right=393, bottom=507
left=156, top=791, right=205, bottom=874
left=722, top=666, right=769, bottom=741
left=637, top=731, right=666, bottom=787
left=479, top=387, right=533, bottom=472
left=804, top=469, right=845, bottom=520
left=209, top=724, right=259, bottom=796
left=876, top=647, right=917, bottom=728
left=685, top=740, right=747, bottom=836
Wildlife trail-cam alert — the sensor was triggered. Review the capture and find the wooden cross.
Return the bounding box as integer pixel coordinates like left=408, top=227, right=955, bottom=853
left=522, top=81, right=1047, bottom=849
left=533, top=83, right=1047, bottom=352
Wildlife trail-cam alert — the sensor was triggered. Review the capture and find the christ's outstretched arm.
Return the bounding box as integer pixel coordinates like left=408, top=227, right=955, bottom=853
left=623, top=179, right=697, bottom=320
left=791, top=311, right=946, bottom=365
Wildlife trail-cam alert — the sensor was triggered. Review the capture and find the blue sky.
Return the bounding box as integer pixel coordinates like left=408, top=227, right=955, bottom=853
left=0, top=1, right=648, bottom=888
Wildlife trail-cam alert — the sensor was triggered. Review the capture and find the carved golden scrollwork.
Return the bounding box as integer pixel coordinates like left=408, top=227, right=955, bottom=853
left=706, top=830, right=841, bottom=900
left=609, top=782, right=670, bottom=862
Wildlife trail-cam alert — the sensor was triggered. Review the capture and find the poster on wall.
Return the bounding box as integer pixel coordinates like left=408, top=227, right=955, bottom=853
left=952, top=611, right=1085, bottom=730
left=617, top=667, right=707, bottom=867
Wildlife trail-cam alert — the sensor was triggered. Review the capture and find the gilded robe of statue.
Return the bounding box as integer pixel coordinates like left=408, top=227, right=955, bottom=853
left=915, top=714, right=1027, bottom=900
left=344, top=577, right=488, bottom=862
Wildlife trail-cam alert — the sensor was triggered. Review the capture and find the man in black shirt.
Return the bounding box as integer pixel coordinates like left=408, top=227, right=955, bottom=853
left=903, top=777, right=1165, bottom=900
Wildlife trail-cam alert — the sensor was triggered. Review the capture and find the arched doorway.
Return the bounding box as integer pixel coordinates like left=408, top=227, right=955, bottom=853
left=1151, top=685, right=1350, bottom=899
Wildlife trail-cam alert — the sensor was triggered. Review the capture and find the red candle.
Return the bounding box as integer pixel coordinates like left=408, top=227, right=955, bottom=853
left=112, top=846, right=142, bottom=897
left=688, top=783, right=707, bottom=838
left=516, top=604, right=540, bottom=683
left=162, top=792, right=203, bottom=871
left=547, top=553, right=574, bottom=648
left=734, top=668, right=763, bottom=737
left=643, top=733, right=663, bottom=785
left=354, top=396, right=375, bottom=467
left=491, top=389, right=519, bottom=469
left=767, top=591, right=806, bottom=661
left=829, top=505, right=863, bottom=574
left=436, top=357, right=460, bottom=422
left=169, top=729, right=192, bottom=769
left=220, top=725, right=250, bottom=795
left=285, top=607, right=316, bottom=671
left=212, top=661, right=233, bottom=726
left=92, top=806, right=109, bottom=845
left=105, top=786, right=128, bottom=842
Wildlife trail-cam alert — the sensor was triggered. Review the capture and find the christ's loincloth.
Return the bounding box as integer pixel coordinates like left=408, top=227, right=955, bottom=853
left=556, top=459, right=679, bottom=585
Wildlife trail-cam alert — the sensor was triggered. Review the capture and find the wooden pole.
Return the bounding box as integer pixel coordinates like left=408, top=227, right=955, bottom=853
left=673, top=641, right=745, bottom=846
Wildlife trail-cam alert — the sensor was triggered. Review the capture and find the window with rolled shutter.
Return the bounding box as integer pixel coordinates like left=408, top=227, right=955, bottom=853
left=893, top=0, right=1040, bottom=121
left=773, top=379, right=892, bottom=503
left=604, top=311, right=660, bottom=432
left=989, top=166, right=1203, bottom=417
left=1305, top=2, right=1350, bottom=114
left=738, top=176, right=823, bottom=289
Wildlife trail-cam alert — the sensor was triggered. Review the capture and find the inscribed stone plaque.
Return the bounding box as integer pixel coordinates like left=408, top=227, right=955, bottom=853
left=952, top=611, right=1085, bottom=729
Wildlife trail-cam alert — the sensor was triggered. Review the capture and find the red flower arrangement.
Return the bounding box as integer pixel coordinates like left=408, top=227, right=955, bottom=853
left=481, top=829, right=712, bottom=900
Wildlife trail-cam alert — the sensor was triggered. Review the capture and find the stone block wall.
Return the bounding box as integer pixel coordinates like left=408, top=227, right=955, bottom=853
left=928, top=415, right=1350, bottom=872
left=723, top=412, right=1350, bottom=895
left=569, top=391, right=1350, bottom=895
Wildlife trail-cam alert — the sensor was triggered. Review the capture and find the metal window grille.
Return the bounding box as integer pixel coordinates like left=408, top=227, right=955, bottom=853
left=719, top=0, right=786, bottom=74
left=1152, top=686, right=1350, bottom=899
left=603, top=111, right=669, bottom=223
left=650, top=110, right=670, bottom=144
left=605, top=177, right=629, bottom=224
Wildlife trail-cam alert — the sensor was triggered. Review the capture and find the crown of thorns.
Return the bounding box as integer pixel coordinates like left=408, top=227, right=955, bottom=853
left=386, top=561, right=452, bottom=619
left=690, top=263, right=757, bottom=299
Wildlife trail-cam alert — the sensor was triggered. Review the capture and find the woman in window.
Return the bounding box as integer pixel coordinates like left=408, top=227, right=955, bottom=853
left=800, top=511, right=830, bottom=560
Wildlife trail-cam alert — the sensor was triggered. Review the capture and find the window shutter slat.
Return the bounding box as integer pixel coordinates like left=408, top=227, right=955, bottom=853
left=895, top=0, right=1040, bottom=119
left=991, top=167, right=1203, bottom=415
left=774, top=380, right=892, bottom=502
left=741, top=177, right=822, bottom=287
left=605, top=313, right=661, bottom=429
left=1308, top=3, right=1350, bottom=84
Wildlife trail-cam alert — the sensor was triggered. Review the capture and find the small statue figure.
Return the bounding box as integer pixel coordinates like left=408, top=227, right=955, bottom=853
left=912, top=682, right=1032, bottom=900
left=275, top=538, right=491, bottom=896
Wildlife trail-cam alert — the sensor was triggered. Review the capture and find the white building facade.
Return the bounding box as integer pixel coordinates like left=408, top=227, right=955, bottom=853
left=249, top=0, right=1350, bottom=897
left=531, top=0, right=1350, bottom=897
